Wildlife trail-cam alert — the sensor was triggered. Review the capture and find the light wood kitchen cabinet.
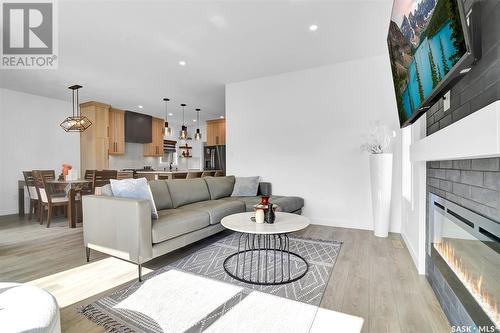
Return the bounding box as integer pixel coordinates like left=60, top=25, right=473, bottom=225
left=144, top=117, right=165, bottom=157
left=206, top=119, right=226, bottom=145
left=108, top=108, right=125, bottom=155
left=80, top=101, right=111, bottom=175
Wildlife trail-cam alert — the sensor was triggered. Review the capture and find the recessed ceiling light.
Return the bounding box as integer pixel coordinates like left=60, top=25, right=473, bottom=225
left=168, top=112, right=173, bottom=116
left=309, top=24, right=318, bottom=32
left=193, top=119, right=197, bottom=122
left=138, top=105, right=143, bottom=109
left=219, top=116, right=225, bottom=119
left=179, top=60, right=187, bottom=66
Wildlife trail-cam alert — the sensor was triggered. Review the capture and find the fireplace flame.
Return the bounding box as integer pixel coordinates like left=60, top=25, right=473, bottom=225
left=434, top=241, right=499, bottom=328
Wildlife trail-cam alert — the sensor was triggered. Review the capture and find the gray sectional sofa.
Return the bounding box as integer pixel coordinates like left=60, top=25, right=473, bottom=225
left=83, top=176, right=304, bottom=280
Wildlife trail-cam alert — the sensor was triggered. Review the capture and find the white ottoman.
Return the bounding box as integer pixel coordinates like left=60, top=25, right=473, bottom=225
left=0, top=283, right=61, bottom=333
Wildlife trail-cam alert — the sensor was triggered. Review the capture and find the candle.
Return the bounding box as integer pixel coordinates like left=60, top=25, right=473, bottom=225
left=255, top=209, right=265, bottom=224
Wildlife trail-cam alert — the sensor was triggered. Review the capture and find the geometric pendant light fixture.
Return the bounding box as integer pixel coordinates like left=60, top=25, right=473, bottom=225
left=179, top=103, right=188, bottom=140
left=194, top=108, right=202, bottom=140
left=59, top=84, right=92, bottom=132
left=163, top=97, right=172, bottom=136
left=60, top=85, right=92, bottom=132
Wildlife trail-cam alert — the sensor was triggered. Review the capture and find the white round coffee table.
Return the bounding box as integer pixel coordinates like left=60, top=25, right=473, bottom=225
left=221, top=212, right=310, bottom=285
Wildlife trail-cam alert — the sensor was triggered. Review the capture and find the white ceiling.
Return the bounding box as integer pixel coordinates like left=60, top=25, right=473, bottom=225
left=0, top=0, right=392, bottom=124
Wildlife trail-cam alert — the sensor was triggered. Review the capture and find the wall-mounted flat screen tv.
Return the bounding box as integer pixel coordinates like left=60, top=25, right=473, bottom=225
left=125, top=111, right=152, bottom=143
left=388, top=0, right=473, bottom=127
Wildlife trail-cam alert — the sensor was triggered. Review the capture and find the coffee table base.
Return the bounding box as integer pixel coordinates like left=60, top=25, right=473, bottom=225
left=223, top=233, right=308, bottom=285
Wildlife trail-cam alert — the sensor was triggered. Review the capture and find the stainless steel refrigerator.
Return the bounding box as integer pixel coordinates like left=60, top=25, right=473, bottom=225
left=204, top=145, right=226, bottom=171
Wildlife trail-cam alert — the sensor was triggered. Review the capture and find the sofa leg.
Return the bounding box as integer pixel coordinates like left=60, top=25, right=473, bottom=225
left=85, top=247, right=90, bottom=262
left=138, top=264, right=142, bottom=282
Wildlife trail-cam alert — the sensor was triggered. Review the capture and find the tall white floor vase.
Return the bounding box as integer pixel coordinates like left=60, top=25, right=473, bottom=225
left=369, top=153, right=393, bottom=238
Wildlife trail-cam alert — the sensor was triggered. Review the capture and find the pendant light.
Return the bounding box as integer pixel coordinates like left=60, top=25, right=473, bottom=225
left=194, top=108, right=202, bottom=140
left=60, top=85, right=92, bottom=132
left=179, top=103, right=188, bottom=140
left=163, top=98, right=172, bottom=136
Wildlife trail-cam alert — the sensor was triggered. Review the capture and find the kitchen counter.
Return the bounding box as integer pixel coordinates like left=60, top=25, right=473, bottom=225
left=132, top=170, right=200, bottom=174
left=133, top=169, right=211, bottom=180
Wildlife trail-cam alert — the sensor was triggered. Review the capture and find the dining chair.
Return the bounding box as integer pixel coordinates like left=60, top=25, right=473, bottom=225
left=201, top=171, right=216, bottom=177
left=92, top=170, right=118, bottom=190
left=34, top=170, right=56, bottom=181
left=22, top=171, right=39, bottom=220
left=84, top=170, right=96, bottom=193
left=214, top=171, right=225, bottom=177
left=31, top=170, right=57, bottom=218
left=32, top=171, right=69, bottom=228
left=172, top=172, right=188, bottom=179
left=117, top=171, right=134, bottom=179
left=186, top=171, right=203, bottom=179
left=75, top=181, right=94, bottom=223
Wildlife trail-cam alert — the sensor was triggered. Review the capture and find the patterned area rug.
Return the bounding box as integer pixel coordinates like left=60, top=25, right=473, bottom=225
left=79, top=233, right=342, bottom=332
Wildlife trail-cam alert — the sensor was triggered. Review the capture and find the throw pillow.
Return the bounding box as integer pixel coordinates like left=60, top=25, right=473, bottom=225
left=110, top=178, right=158, bottom=219
left=205, top=176, right=235, bottom=199
left=96, top=184, right=113, bottom=196
left=231, top=176, right=260, bottom=197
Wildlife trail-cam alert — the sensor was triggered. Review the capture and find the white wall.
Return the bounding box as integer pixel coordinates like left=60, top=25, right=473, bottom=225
left=226, top=55, right=402, bottom=232
left=0, top=88, right=80, bottom=216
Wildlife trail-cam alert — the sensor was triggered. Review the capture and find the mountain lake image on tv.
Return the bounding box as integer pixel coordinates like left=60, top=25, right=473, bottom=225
left=388, top=0, right=468, bottom=127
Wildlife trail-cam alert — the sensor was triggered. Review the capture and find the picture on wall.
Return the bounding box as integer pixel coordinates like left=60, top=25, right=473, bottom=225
left=387, top=0, right=468, bottom=127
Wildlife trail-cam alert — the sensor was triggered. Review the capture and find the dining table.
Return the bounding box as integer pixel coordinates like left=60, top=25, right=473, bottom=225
left=18, top=179, right=92, bottom=228
left=45, top=179, right=92, bottom=228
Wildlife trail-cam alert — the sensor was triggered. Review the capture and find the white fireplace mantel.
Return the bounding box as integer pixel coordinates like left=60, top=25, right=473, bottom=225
left=410, top=100, right=500, bottom=162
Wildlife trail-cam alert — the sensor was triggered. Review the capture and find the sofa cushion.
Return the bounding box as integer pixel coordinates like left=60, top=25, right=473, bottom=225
left=204, top=176, right=235, bottom=199
left=166, top=178, right=211, bottom=208
left=149, top=180, right=173, bottom=210
left=222, top=196, right=262, bottom=212
left=222, top=195, right=304, bottom=213
left=152, top=209, right=210, bottom=244
left=272, top=196, right=304, bottom=213
left=179, top=200, right=245, bottom=224
left=231, top=176, right=260, bottom=197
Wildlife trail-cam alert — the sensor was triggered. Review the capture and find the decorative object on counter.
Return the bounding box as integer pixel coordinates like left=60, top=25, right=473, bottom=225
left=260, top=196, right=269, bottom=206
left=60, top=85, right=92, bottom=132
left=59, top=164, right=72, bottom=181
left=179, top=104, right=188, bottom=140
left=265, top=203, right=276, bottom=224
left=254, top=207, right=265, bottom=223
left=361, top=122, right=395, bottom=238
left=163, top=98, right=172, bottom=136
left=194, top=108, right=202, bottom=140
left=179, top=144, right=192, bottom=158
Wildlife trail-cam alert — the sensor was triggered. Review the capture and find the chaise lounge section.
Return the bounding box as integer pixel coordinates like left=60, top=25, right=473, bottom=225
left=83, top=176, right=304, bottom=280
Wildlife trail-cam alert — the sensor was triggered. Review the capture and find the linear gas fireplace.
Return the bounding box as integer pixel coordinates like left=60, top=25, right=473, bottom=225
left=428, top=193, right=500, bottom=330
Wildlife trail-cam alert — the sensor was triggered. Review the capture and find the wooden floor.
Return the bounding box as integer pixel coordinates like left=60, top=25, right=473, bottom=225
left=0, top=214, right=450, bottom=333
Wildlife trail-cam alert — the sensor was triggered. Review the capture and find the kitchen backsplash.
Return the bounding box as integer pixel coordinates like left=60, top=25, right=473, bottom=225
left=109, top=143, right=162, bottom=170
